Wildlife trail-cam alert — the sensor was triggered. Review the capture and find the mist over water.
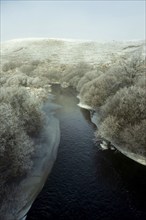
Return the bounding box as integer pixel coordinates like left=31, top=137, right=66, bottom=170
left=27, top=85, right=146, bottom=220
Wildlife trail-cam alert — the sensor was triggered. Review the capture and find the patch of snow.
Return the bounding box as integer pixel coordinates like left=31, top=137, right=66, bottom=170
left=100, top=141, right=108, bottom=150
left=77, top=102, right=93, bottom=110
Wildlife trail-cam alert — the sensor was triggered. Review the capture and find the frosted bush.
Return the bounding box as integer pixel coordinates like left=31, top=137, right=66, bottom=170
left=0, top=103, right=34, bottom=178
left=135, top=75, right=146, bottom=88
left=77, top=70, right=101, bottom=92
left=5, top=72, right=28, bottom=87
left=97, top=115, right=122, bottom=141
left=79, top=74, right=119, bottom=108
left=61, top=62, right=93, bottom=88
left=100, top=86, right=146, bottom=125
left=0, top=87, right=43, bottom=137
left=19, top=64, right=36, bottom=74
left=2, top=61, right=21, bottom=72
left=47, top=68, right=61, bottom=81
left=31, top=76, right=43, bottom=87
left=119, top=120, right=146, bottom=155
left=97, top=86, right=146, bottom=154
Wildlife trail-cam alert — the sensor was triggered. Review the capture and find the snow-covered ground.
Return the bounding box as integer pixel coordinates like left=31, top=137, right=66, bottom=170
left=1, top=38, right=145, bottom=66
left=77, top=102, right=93, bottom=110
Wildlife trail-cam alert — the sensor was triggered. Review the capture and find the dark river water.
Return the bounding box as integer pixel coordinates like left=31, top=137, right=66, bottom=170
left=27, top=85, right=146, bottom=220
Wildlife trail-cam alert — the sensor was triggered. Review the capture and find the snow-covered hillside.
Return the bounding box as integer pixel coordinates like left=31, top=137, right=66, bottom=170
left=1, top=38, right=145, bottom=66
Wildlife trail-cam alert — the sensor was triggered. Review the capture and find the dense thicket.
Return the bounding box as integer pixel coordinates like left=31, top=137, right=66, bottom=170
left=0, top=87, right=45, bottom=183
left=56, top=52, right=146, bottom=157
left=0, top=65, right=50, bottom=205
left=97, top=86, right=146, bottom=154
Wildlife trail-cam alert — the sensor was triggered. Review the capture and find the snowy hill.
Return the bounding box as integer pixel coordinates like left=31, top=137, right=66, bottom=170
left=1, top=38, right=145, bottom=66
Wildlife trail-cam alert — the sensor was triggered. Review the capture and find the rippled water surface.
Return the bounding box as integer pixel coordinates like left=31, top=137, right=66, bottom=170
left=27, top=85, right=146, bottom=220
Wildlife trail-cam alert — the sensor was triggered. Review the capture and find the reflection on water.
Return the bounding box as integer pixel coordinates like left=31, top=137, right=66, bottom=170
left=104, top=151, right=146, bottom=212
left=27, top=85, right=146, bottom=220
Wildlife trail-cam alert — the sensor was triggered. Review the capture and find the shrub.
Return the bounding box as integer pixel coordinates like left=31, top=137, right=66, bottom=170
left=97, top=115, right=122, bottom=141
left=0, top=87, right=43, bottom=137
left=2, top=61, right=20, bottom=72
left=19, top=64, right=36, bottom=74
left=0, top=103, right=34, bottom=178
left=119, top=120, right=146, bottom=155
left=135, top=75, right=146, bottom=88
left=46, top=68, right=60, bottom=81
left=79, top=74, right=119, bottom=108
left=61, top=62, right=93, bottom=88
left=5, top=72, right=28, bottom=87
left=97, top=86, right=146, bottom=154
left=77, top=70, right=101, bottom=92
left=100, top=86, right=146, bottom=125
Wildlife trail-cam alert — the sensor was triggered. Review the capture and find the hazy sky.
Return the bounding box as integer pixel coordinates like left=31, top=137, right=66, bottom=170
left=1, top=0, right=145, bottom=42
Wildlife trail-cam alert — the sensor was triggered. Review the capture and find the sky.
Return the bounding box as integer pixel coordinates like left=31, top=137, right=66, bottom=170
left=1, top=0, right=145, bottom=42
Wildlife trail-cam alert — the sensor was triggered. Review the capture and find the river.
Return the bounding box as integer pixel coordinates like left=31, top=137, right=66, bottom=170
left=26, top=85, right=146, bottom=220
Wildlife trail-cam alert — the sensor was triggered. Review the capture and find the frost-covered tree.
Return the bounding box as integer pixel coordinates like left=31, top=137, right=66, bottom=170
left=100, top=86, right=145, bottom=125
left=61, top=62, right=93, bottom=88
left=77, top=70, right=101, bottom=92
left=0, top=85, right=47, bottom=187
left=97, top=86, right=146, bottom=155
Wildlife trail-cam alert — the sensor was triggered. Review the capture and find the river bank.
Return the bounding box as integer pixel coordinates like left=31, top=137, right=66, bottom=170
left=77, top=95, right=146, bottom=166
left=0, top=97, right=60, bottom=220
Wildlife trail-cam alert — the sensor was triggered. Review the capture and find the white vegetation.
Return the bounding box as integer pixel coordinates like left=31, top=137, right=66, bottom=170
left=1, top=38, right=145, bottom=162
left=98, top=86, right=146, bottom=154
left=0, top=86, right=44, bottom=192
